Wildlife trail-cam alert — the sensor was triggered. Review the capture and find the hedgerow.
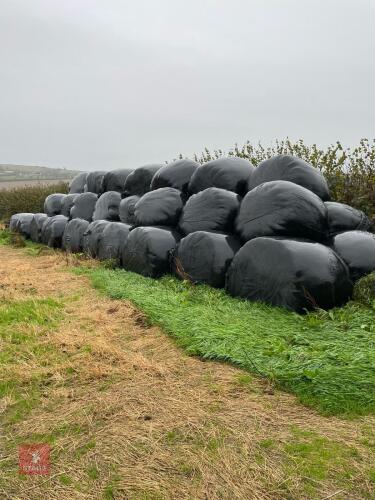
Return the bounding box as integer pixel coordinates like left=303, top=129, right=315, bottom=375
left=193, top=138, right=375, bottom=219
left=0, top=182, right=69, bottom=222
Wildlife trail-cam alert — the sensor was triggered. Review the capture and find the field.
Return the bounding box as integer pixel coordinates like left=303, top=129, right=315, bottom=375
left=1, top=235, right=375, bottom=499
left=0, top=164, right=79, bottom=183
left=0, top=179, right=72, bottom=190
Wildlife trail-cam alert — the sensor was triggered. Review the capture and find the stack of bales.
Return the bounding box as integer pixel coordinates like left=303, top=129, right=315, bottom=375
left=9, top=155, right=375, bottom=313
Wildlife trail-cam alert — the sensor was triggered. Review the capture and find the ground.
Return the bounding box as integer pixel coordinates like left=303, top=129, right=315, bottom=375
left=1, top=245, right=375, bottom=499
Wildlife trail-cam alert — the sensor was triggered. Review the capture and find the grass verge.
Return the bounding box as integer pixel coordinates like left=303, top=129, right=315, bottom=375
left=75, top=266, right=375, bottom=417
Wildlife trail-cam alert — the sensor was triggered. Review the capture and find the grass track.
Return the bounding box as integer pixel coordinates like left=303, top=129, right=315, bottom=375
left=76, top=266, right=375, bottom=417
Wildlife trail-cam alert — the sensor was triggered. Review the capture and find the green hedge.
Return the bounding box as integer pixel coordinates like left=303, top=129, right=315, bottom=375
left=353, top=273, right=375, bottom=307
left=0, top=182, right=69, bottom=223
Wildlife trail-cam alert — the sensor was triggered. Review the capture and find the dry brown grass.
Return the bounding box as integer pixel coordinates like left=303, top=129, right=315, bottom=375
left=1, top=246, right=375, bottom=499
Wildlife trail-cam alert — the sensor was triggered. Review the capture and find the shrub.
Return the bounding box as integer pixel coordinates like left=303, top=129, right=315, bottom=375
left=193, top=138, right=375, bottom=220
left=353, top=272, right=375, bottom=307
left=0, top=182, right=69, bottom=223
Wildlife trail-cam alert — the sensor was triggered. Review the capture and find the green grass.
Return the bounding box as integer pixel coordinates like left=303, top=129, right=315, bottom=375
left=284, top=427, right=358, bottom=481
left=281, top=426, right=361, bottom=496
left=74, top=266, right=375, bottom=417
left=0, top=297, right=64, bottom=424
left=0, top=229, right=11, bottom=244
left=0, top=229, right=53, bottom=255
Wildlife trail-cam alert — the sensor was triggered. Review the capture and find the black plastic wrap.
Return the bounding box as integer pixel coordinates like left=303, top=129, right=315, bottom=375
left=97, top=222, right=131, bottom=262
left=9, top=213, right=34, bottom=237
left=123, top=164, right=165, bottom=196
left=85, top=171, right=106, bottom=194
left=101, top=168, right=133, bottom=194
left=150, top=159, right=199, bottom=193
left=226, top=237, right=352, bottom=312
left=70, top=192, right=98, bottom=222
left=92, top=191, right=121, bottom=221
left=69, top=172, right=88, bottom=194
left=9, top=214, right=20, bottom=232
left=30, top=213, right=48, bottom=242
left=61, top=193, right=80, bottom=218
left=188, top=157, right=254, bottom=195
left=179, top=187, right=241, bottom=235
left=121, top=226, right=180, bottom=278
left=134, top=188, right=183, bottom=227
left=44, top=193, right=67, bottom=216
left=172, top=231, right=241, bottom=288
left=248, top=155, right=330, bottom=200
left=82, top=220, right=110, bottom=258
left=62, top=218, right=90, bottom=253
left=41, top=215, right=68, bottom=248
left=236, top=180, right=327, bottom=242
left=119, top=196, right=140, bottom=225
left=325, top=202, right=373, bottom=237
left=332, top=230, right=375, bottom=281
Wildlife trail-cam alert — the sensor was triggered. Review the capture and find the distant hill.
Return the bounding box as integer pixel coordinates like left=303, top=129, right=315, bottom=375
left=0, top=164, right=81, bottom=182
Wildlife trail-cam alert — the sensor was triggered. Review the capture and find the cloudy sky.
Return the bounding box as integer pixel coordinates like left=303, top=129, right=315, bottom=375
left=0, top=0, right=374, bottom=171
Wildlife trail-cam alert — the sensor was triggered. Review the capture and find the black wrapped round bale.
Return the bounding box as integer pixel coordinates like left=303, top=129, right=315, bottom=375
left=9, top=213, right=34, bottom=237
left=30, top=213, right=48, bottom=242
left=332, top=231, right=375, bottom=282
left=41, top=215, right=68, bottom=248
left=150, top=159, right=199, bottom=193
left=61, top=193, right=80, bottom=218
left=179, top=188, right=241, bottom=235
left=19, top=214, right=34, bottom=237
left=85, top=171, right=106, bottom=194
left=248, top=155, right=330, bottom=200
left=82, top=220, right=110, bottom=258
left=69, top=172, right=88, bottom=194
left=119, top=196, right=140, bottom=225
left=122, top=226, right=180, bottom=278
left=101, top=168, right=133, bottom=193
left=97, top=222, right=131, bottom=263
left=325, top=202, right=373, bottom=237
left=44, top=193, right=67, bottom=216
left=92, top=191, right=121, bottom=221
left=173, top=231, right=241, bottom=288
left=226, top=237, right=352, bottom=312
left=236, top=180, right=327, bottom=242
left=189, top=157, right=254, bottom=195
left=123, top=164, right=164, bottom=196
left=70, top=192, right=98, bottom=222
left=9, top=214, right=20, bottom=232
left=62, top=218, right=90, bottom=253
left=134, top=188, right=183, bottom=227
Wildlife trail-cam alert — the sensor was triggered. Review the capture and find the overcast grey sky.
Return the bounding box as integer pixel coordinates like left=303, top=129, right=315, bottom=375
left=0, top=0, right=374, bottom=171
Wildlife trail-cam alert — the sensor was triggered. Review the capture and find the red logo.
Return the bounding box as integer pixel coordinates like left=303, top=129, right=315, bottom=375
left=19, top=444, right=50, bottom=475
